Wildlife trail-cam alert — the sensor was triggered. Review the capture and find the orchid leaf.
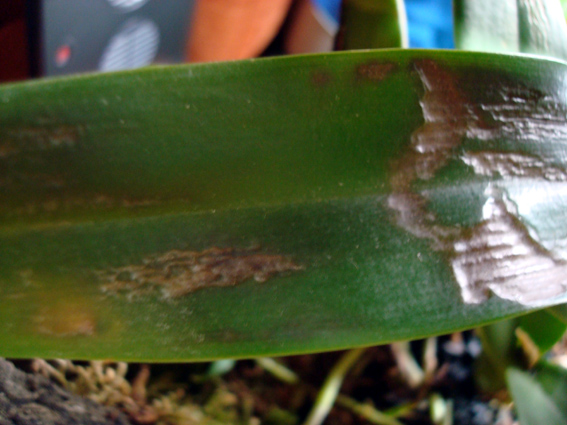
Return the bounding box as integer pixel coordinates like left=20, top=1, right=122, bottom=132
left=1, top=50, right=567, bottom=360
left=518, top=310, right=567, bottom=354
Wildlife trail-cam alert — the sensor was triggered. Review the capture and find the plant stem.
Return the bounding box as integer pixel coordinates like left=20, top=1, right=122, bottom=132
left=391, top=342, right=424, bottom=388
left=303, top=348, right=366, bottom=425
left=337, top=394, right=404, bottom=425
left=256, top=357, right=299, bottom=384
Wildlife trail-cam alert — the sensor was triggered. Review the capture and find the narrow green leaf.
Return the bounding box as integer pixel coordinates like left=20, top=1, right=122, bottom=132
left=1, top=50, right=567, bottom=360
left=454, top=0, right=567, bottom=60
left=507, top=366, right=567, bottom=425
left=338, top=0, right=408, bottom=49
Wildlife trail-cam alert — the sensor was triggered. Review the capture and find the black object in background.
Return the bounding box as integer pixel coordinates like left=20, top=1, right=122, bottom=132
left=28, top=0, right=195, bottom=77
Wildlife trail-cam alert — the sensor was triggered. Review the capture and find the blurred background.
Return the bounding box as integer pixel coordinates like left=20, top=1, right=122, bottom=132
left=0, top=0, right=453, bottom=83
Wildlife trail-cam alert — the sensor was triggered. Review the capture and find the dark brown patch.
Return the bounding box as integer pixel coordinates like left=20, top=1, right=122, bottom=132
left=100, top=247, right=303, bottom=298
left=356, top=61, right=396, bottom=82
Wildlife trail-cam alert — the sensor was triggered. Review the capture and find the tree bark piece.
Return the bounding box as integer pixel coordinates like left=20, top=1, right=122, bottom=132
left=0, top=359, right=130, bottom=425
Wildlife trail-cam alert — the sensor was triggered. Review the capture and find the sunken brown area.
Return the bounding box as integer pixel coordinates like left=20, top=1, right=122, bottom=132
left=101, top=247, right=302, bottom=298
left=388, top=59, right=567, bottom=305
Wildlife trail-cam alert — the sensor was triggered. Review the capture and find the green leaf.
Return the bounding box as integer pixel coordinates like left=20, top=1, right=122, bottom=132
left=507, top=364, right=567, bottom=425
left=338, top=0, right=408, bottom=49
left=550, top=304, right=567, bottom=323
left=454, top=0, right=520, bottom=53
left=534, top=362, right=567, bottom=414
left=1, top=50, right=567, bottom=360
left=454, top=0, right=567, bottom=60
left=475, top=320, right=524, bottom=393
left=519, top=310, right=567, bottom=354
left=474, top=310, right=566, bottom=393
left=518, top=0, right=567, bottom=59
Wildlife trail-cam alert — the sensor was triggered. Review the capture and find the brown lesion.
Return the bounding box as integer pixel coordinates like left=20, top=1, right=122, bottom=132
left=461, top=151, right=567, bottom=181
left=100, top=247, right=303, bottom=299
left=355, top=61, right=397, bottom=82
left=451, top=188, right=567, bottom=305
left=34, top=300, right=97, bottom=337
left=388, top=59, right=567, bottom=306
left=388, top=59, right=472, bottom=242
left=392, top=60, right=473, bottom=187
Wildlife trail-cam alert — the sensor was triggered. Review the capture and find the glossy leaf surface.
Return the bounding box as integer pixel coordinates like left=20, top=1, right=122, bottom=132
left=1, top=50, right=567, bottom=360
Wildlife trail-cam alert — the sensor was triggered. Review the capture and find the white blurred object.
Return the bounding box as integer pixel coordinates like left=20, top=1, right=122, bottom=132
left=99, top=18, right=160, bottom=71
left=106, top=0, right=150, bottom=12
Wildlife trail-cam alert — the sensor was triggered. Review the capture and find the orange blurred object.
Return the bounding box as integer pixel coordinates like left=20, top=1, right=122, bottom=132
left=187, top=0, right=294, bottom=62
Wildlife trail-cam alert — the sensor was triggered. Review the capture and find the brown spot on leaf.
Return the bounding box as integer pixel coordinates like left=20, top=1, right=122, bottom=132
left=356, top=61, right=396, bottom=82
left=101, top=247, right=303, bottom=298
left=34, top=300, right=97, bottom=337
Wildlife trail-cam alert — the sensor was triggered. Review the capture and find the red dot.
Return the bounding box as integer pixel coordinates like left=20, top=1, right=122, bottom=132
left=55, top=45, right=72, bottom=67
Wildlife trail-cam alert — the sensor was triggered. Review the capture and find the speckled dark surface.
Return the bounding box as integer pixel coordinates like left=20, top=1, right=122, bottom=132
left=0, top=359, right=130, bottom=425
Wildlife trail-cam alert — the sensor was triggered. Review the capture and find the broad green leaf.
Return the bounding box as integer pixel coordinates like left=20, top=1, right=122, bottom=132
left=338, top=0, right=408, bottom=49
left=454, top=0, right=567, bottom=60
left=518, top=310, right=567, bottom=354
left=1, top=50, right=567, bottom=360
left=507, top=365, right=567, bottom=425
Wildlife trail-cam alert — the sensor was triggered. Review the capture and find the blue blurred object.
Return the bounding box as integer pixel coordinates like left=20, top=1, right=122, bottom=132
left=403, top=0, right=454, bottom=48
left=311, top=0, right=454, bottom=49
left=312, top=0, right=342, bottom=23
